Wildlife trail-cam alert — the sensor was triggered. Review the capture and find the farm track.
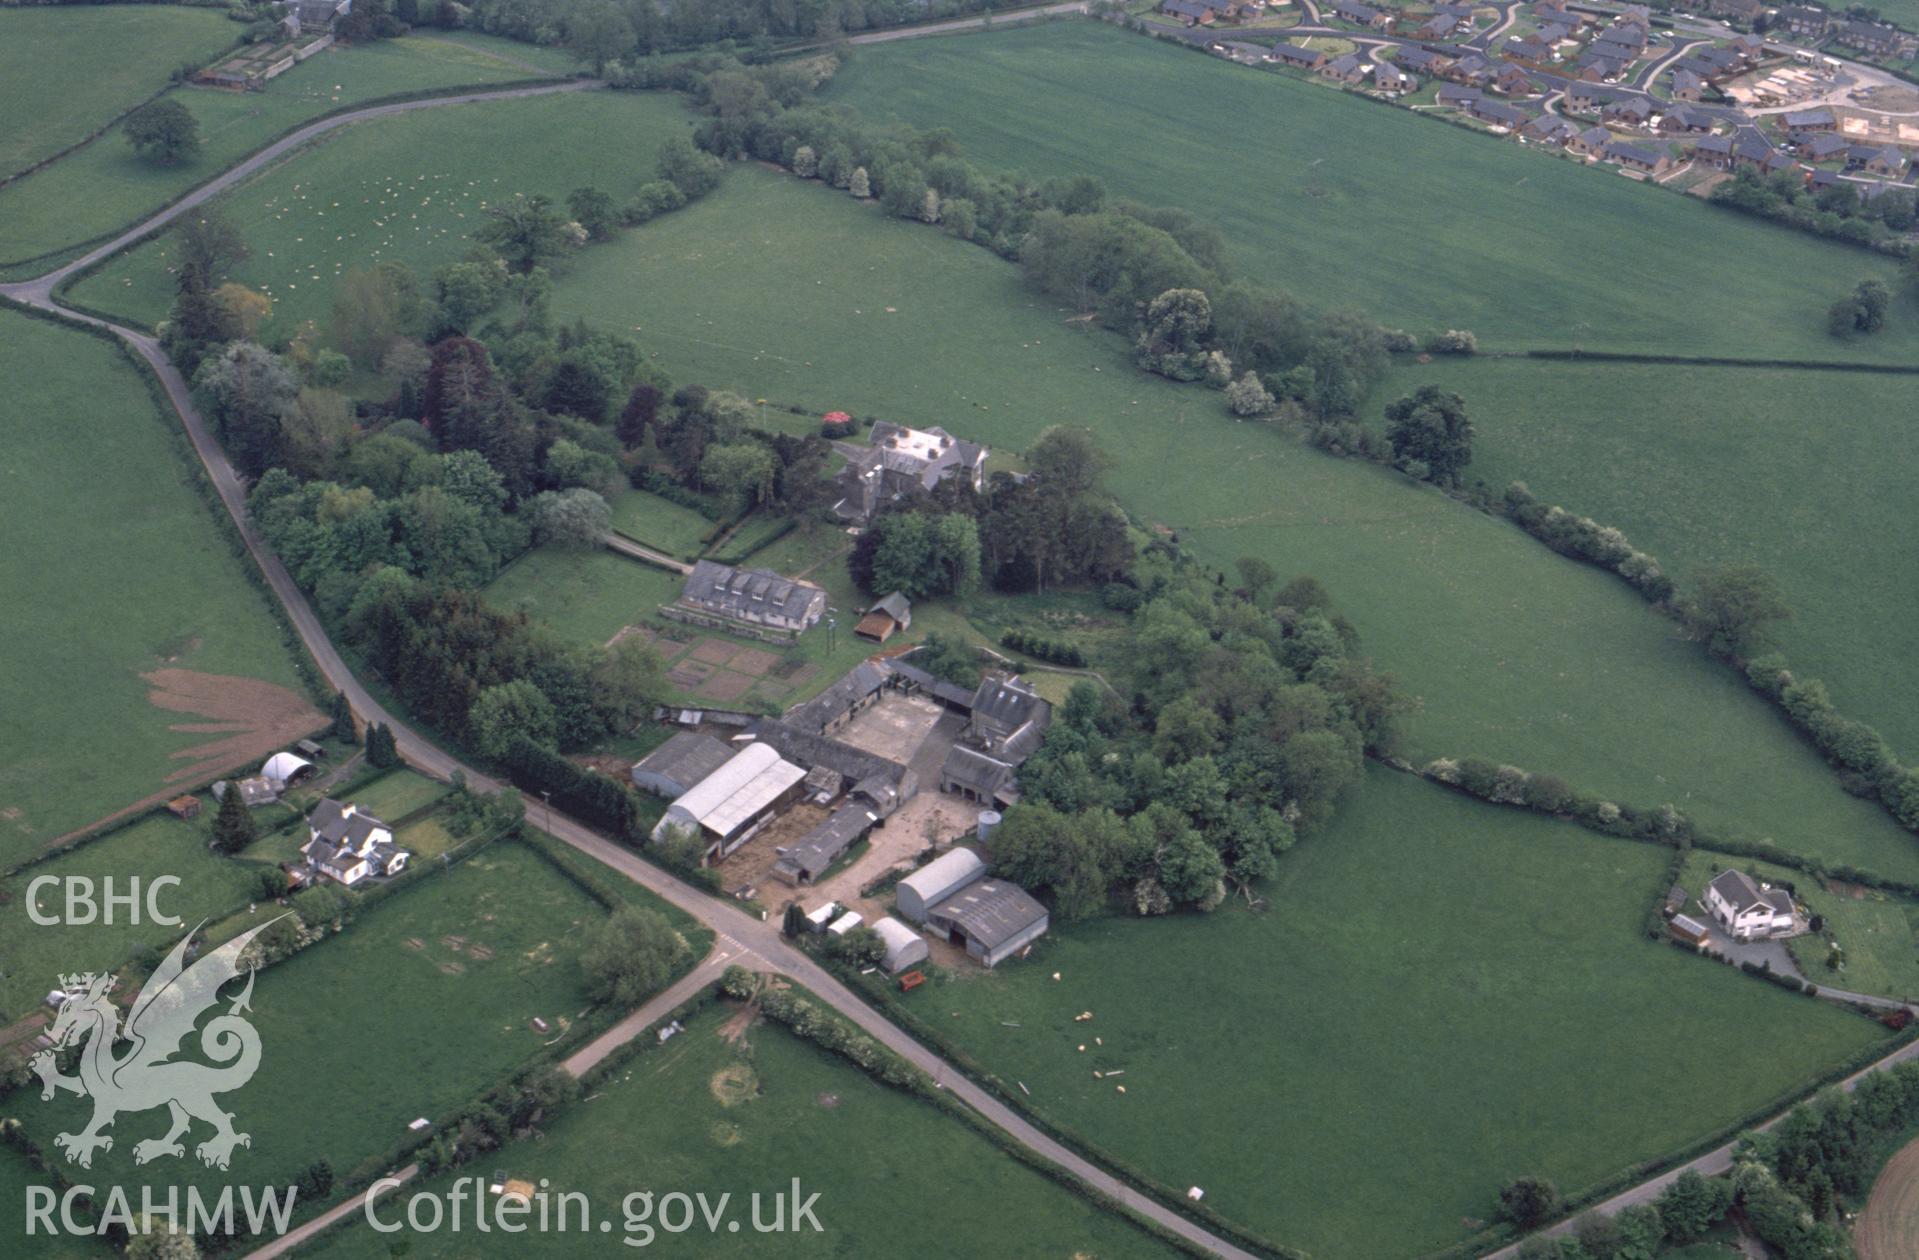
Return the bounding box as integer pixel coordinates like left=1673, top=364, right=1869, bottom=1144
left=10, top=33, right=1919, bottom=1260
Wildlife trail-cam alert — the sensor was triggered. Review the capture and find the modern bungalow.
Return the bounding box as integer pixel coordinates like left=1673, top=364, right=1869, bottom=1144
left=1331, top=0, right=1392, bottom=29
left=1670, top=68, right=1706, bottom=102
left=1605, top=140, right=1671, bottom=174
left=1373, top=62, right=1416, bottom=94
left=1270, top=41, right=1327, bottom=70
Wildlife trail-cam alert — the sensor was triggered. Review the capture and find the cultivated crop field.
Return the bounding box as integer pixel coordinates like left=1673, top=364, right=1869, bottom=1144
left=14, top=842, right=615, bottom=1202
left=823, top=20, right=1919, bottom=362
left=299, top=1002, right=1178, bottom=1260
left=0, top=808, right=260, bottom=1024
left=1374, top=356, right=1919, bottom=761
left=0, top=312, right=317, bottom=861
left=0, top=6, right=238, bottom=183
left=538, top=167, right=1919, bottom=878
left=66, top=89, right=696, bottom=328
left=0, top=34, right=558, bottom=272
left=886, top=770, right=1887, bottom=1258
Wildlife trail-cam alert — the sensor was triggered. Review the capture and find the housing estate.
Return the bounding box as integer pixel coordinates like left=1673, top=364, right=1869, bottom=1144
left=1836, top=20, right=1913, bottom=58
left=663, top=560, right=827, bottom=641
left=301, top=798, right=409, bottom=888
left=1704, top=869, right=1797, bottom=941
left=832, top=422, right=987, bottom=525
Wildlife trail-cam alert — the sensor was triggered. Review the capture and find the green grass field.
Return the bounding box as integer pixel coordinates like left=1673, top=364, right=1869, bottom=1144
left=486, top=548, right=686, bottom=647
left=299, top=1002, right=1178, bottom=1259
left=0, top=1144, right=103, bottom=1258
left=527, top=166, right=1919, bottom=878
left=0, top=808, right=261, bottom=1025
left=0, top=6, right=238, bottom=183
left=64, top=89, right=697, bottom=328
left=0, top=35, right=555, bottom=270
left=609, top=487, right=718, bottom=558
left=1676, top=849, right=1919, bottom=1003
left=11, top=842, right=627, bottom=1203
left=1374, top=356, right=1919, bottom=763
left=882, top=770, right=1886, bottom=1258
left=822, top=21, right=1919, bottom=362
left=0, top=311, right=315, bottom=863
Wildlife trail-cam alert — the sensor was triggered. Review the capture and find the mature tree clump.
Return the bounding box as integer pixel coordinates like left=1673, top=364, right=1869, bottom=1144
left=527, top=488, right=611, bottom=550
left=211, top=782, right=257, bottom=855
left=1682, top=564, right=1792, bottom=657
left=476, top=193, right=570, bottom=273
left=1383, top=385, right=1473, bottom=485
left=193, top=341, right=299, bottom=478
left=848, top=166, right=871, bottom=199
left=580, top=906, right=687, bottom=1006
left=1657, top=1170, right=1732, bottom=1244
left=616, top=382, right=664, bottom=449
left=1226, top=371, right=1274, bottom=417
left=126, top=99, right=200, bottom=165
left=1497, top=1175, right=1561, bottom=1228
left=1828, top=277, right=1891, bottom=337
left=467, top=678, right=558, bottom=761
left=1134, top=288, right=1213, bottom=381
left=567, top=186, right=619, bottom=241
left=366, top=722, right=399, bottom=768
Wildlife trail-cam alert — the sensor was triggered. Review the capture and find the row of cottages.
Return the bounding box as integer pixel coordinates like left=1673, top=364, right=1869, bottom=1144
left=896, top=848, right=1049, bottom=970
left=1836, top=20, right=1915, bottom=59
left=1331, top=0, right=1392, bottom=30
left=664, top=560, right=826, bottom=642
left=298, top=799, right=409, bottom=888
left=832, top=422, right=987, bottom=525
left=1704, top=869, right=1797, bottom=941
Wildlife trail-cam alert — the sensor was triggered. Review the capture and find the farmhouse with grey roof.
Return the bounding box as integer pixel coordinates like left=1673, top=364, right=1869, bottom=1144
left=832, top=423, right=987, bottom=524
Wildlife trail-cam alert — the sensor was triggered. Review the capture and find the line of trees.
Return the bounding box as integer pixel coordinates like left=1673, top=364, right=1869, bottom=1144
left=1712, top=165, right=1916, bottom=256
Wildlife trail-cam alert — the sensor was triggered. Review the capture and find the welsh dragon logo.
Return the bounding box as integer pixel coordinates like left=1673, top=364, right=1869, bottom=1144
left=31, top=918, right=284, bottom=1170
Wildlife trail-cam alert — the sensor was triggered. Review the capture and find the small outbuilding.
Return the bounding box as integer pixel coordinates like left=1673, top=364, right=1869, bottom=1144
left=826, top=910, right=864, bottom=937
left=166, top=795, right=202, bottom=821
left=855, top=593, right=912, bottom=643
left=873, top=917, right=930, bottom=974
left=1668, top=914, right=1712, bottom=949
left=896, top=848, right=989, bottom=924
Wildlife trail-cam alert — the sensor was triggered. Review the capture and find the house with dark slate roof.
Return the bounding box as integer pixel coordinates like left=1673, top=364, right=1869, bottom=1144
left=1320, top=52, right=1370, bottom=84
left=1522, top=115, right=1581, bottom=146
left=1691, top=133, right=1736, bottom=167
left=1606, top=140, right=1670, bottom=174
left=1837, top=20, right=1912, bottom=58
left=665, top=561, right=827, bottom=641
left=1671, top=68, right=1706, bottom=101
left=1331, top=0, right=1392, bottom=29
left=968, top=675, right=1051, bottom=762
left=1396, top=46, right=1451, bottom=73
left=1159, top=0, right=1219, bottom=26
left=1437, top=82, right=1484, bottom=109
left=833, top=422, right=987, bottom=524
left=1566, top=81, right=1609, bottom=112
left=1803, top=131, right=1851, bottom=160
left=1661, top=104, right=1714, bottom=134
left=1270, top=41, right=1327, bottom=70
left=301, top=798, right=408, bottom=888
left=1493, top=65, right=1537, bottom=96
left=940, top=745, right=1018, bottom=807
left=1603, top=95, right=1654, bottom=126
left=1776, top=5, right=1827, bottom=38
left=1373, top=62, right=1416, bottom=94
left=1863, top=145, right=1909, bottom=177
left=1468, top=97, right=1532, bottom=129
left=1568, top=125, right=1615, bottom=157
left=1705, top=868, right=1796, bottom=940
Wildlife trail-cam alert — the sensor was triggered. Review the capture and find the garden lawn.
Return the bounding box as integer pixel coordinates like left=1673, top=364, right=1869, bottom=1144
left=0, top=6, right=238, bottom=183
left=297, top=1003, right=1178, bottom=1260
left=823, top=20, right=1919, bottom=362
left=0, top=35, right=555, bottom=270
left=882, top=769, right=1887, bottom=1259
left=63, top=89, right=696, bottom=328
left=0, top=311, right=313, bottom=863
left=1678, top=849, right=1919, bottom=1003
left=11, top=842, right=624, bottom=1202
left=609, top=486, right=717, bottom=558
left=539, top=166, right=1919, bottom=879
left=0, top=809, right=261, bottom=1024
left=343, top=767, right=452, bottom=822
left=1373, top=356, right=1919, bottom=762
left=486, top=547, right=687, bottom=647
